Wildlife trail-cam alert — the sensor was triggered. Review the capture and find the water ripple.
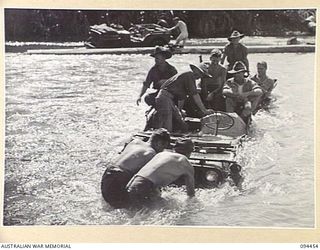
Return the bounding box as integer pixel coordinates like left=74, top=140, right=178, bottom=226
left=4, top=52, right=315, bottom=227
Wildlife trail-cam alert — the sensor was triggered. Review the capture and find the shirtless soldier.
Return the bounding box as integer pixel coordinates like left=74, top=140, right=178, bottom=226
left=126, top=138, right=195, bottom=206
left=101, top=128, right=170, bottom=208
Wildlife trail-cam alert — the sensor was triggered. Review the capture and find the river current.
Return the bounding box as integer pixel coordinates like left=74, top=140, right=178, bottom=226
left=4, top=51, right=315, bottom=227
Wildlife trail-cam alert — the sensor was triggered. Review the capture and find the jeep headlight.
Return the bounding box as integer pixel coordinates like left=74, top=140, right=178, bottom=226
left=205, top=170, right=219, bottom=182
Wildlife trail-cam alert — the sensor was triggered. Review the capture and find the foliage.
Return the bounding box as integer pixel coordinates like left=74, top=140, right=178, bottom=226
left=4, top=9, right=315, bottom=42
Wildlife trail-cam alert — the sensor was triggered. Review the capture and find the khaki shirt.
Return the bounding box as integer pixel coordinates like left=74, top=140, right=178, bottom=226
left=223, top=77, right=261, bottom=95
left=161, top=71, right=198, bottom=100
left=223, top=43, right=248, bottom=68
left=251, top=74, right=275, bottom=95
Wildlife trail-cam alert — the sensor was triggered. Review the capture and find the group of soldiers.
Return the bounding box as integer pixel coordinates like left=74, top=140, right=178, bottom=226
left=138, top=30, right=275, bottom=131
left=100, top=30, right=276, bottom=209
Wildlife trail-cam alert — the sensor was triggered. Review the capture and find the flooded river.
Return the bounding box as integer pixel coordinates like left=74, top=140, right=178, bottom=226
left=4, top=51, right=315, bottom=227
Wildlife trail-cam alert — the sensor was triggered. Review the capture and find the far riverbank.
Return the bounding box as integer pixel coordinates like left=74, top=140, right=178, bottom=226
left=5, top=35, right=315, bottom=53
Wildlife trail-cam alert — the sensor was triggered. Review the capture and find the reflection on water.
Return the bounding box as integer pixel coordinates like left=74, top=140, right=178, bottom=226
left=4, top=52, right=314, bottom=227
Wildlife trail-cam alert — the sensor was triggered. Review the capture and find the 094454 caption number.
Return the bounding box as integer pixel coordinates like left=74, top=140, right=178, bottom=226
left=300, top=244, right=319, bottom=248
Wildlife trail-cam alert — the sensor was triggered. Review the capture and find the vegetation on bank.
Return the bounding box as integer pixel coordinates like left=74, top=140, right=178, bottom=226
left=5, top=9, right=316, bottom=42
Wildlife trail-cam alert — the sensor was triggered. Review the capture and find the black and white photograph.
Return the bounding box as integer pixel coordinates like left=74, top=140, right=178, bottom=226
left=2, top=4, right=317, bottom=237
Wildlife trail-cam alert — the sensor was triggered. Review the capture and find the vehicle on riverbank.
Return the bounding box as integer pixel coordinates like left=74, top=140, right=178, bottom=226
left=84, top=23, right=172, bottom=48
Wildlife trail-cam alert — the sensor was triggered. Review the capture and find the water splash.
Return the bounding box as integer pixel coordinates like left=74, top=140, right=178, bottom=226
left=4, top=52, right=315, bottom=227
